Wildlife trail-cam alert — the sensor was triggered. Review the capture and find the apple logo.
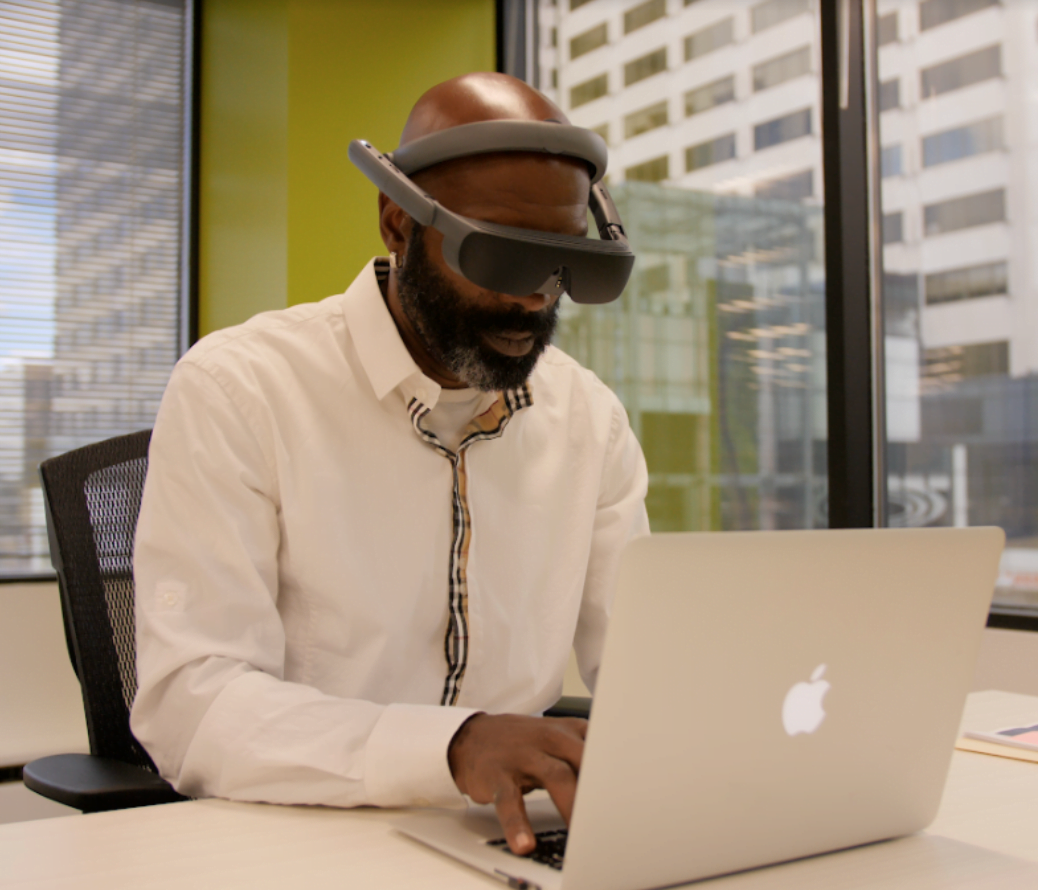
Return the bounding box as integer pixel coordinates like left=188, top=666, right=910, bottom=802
left=782, top=664, right=830, bottom=736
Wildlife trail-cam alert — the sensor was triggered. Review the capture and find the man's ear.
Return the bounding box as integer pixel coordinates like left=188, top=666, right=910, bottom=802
left=379, top=193, right=412, bottom=256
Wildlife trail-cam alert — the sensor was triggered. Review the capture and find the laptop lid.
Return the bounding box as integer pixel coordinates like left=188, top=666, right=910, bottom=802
left=561, top=527, right=1004, bottom=890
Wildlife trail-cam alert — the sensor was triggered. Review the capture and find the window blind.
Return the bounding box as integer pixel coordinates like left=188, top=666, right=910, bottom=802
left=0, top=0, right=189, bottom=577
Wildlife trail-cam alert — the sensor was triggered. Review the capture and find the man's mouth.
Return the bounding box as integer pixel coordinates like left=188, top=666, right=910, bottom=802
left=482, top=331, right=536, bottom=357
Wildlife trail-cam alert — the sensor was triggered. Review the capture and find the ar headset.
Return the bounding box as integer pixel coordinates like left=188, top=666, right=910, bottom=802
left=348, top=120, right=635, bottom=305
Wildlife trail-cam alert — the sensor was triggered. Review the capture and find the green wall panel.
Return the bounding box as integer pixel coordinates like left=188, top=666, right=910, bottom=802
left=198, top=0, right=496, bottom=335
left=198, top=0, right=289, bottom=337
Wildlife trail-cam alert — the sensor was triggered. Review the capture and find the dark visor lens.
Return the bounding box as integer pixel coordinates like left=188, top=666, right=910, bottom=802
left=458, top=231, right=634, bottom=304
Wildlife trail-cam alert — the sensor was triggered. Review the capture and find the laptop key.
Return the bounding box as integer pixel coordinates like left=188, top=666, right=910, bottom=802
left=487, top=828, right=569, bottom=871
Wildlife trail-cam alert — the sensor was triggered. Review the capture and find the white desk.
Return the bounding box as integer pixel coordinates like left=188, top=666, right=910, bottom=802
left=2, top=691, right=1037, bottom=889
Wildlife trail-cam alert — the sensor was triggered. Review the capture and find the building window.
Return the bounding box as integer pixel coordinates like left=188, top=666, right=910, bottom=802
left=684, top=17, right=734, bottom=62
left=878, top=78, right=900, bottom=112
left=881, top=145, right=903, bottom=178
left=882, top=212, right=904, bottom=244
left=570, top=0, right=596, bottom=10
left=570, top=22, right=608, bottom=60
left=570, top=72, right=608, bottom=108
left=591, top=122, right=609, bottom=144
left=924, top=188, right=1005, bottom=236
left=753, top=46, right=811, bottom=92
left=751, top=0, right=809, bottom=34
left=920, top=45, right=1001, bottom=99
left=923, top=341, right=1009, bottom=388
left=624, top=0, right=666, bottom=35
left=877, top=11, right=898, bottom=46
left=920, top=0, right=999, bottom=32
left=755, top=169, right=814, bottom=202
left=0, top=0, right=188, bottom=576
left=625, top=46, right=667, bottom=86
left=626, top=155, right=670, bottom=182
left=924, top=261, right=1008, bottom=305
left=685, top=75, right=736, bottom=117
left=625, top=101, right=669, bottom=139
left=922, top=116, right=1003, bottom=167
left=754, top=108, right=812, bottom=150
left=685, top=133, right=736, bottom=172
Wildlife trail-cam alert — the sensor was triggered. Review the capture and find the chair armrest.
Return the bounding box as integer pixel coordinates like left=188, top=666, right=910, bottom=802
left=23, top=753, right=188, bottom=813
left=544, top=695, right=591, bottom=719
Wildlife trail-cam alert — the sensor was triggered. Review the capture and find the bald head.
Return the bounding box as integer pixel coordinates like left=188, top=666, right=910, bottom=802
left=400, top=72, right=568, bottom=145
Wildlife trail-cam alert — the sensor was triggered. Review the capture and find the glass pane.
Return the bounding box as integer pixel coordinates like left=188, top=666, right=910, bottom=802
left=536, top=0, right=827, bottom=533
left=0, top=0, right=187, bottom=576
left=876, top=0, right=1037, bottom=613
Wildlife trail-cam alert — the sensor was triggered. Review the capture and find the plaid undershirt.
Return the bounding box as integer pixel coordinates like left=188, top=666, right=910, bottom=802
left=376, top=258, right=535, bottom=705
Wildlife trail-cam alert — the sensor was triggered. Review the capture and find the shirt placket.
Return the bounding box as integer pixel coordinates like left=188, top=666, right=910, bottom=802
left=407, top=385, right=533, bottom=705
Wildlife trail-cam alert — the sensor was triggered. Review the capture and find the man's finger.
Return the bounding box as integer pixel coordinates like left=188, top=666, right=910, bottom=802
left=528, top=753, right=579, bottom=826
left=538, top=721, right=586, bottom=774
left=493, top=780, right=536, bottom=855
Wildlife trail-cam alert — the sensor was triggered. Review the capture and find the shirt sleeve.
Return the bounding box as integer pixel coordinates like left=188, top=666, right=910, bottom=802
left=572, top=393, right=650, bottom=694
left=130, top=360, right=477, bottom=809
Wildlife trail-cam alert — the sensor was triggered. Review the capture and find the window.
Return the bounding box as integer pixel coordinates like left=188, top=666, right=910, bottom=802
left=685, top=75, right=736, bottom=116
left=755, top=169, right=814, bottom=201
left=685, top=133, right=736, bottom=171
left=878, top=12, right=899, bottom=46
left=536, top=0, right=827, bottom=537
left=920, top=0, right=999, bottom=32
left=882, top=212, right=904, bottom=244
left=923, top=341, right=1009, bottom=386
left=570, top=22, right=608, bottom=59
left=924, top=189, right=1005, bottom=236
left=0, top=0, right=188, bottom=576
left=625, top=101, right=669, bottom=139
left=624, top=0, right=666, bottom=35
left=925, top=261, right=1008, bottom=305
left=571, top=73, right=608, bottom=108
left=754, top=108, right=812, bottom=150
left=878, top=78, right=900, bottom=112
left=591, top=122, right=610, bottom=144
left=922, top=116, right=1003, bottom=167
left=920, top=45, right=1001, bottom=99
left=881, top=145, right=903, bottom=178
left=570, top=0, right=596, bottom=10
left=684, top=18, right=734, bottom=61
left=625, top=154, right=670, bottom=182
left=624, top=47, right=667, bottom=86
left=751, top=0, right=809, bottom=34
left=753, top=46, right=811, bottom=92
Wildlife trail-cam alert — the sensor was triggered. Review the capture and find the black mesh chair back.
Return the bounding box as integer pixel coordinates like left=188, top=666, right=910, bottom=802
left=39, top=429, right=156, bottom=769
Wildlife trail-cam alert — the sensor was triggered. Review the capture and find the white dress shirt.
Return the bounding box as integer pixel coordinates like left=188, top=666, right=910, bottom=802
left=131, top=258, right=650, bottom=810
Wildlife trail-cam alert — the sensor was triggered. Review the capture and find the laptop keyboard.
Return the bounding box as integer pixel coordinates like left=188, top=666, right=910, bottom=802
left=487, top=828, right=569, bottom=871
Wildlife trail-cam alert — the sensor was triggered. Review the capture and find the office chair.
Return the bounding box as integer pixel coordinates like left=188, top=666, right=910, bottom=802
left=22, top=430, right=187, bottom=813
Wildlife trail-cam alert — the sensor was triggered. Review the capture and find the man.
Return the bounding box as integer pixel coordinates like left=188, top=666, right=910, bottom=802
left=131, top=72, right=649, bottom=855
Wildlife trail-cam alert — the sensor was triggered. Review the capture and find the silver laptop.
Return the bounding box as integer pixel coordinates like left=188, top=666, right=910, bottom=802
left=396, top=527, right=1014, bottom=890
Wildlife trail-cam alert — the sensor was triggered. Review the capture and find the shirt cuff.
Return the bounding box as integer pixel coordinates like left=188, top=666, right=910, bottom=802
left=364, top=703, right=480, bottom=808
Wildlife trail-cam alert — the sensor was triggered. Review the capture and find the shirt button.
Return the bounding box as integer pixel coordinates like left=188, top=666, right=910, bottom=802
left=163, top=591, right=178, bottom=606
left=416, top=387, right=428, bottom=402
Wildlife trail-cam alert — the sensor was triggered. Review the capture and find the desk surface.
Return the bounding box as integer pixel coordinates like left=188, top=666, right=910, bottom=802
left=2, top=691, right=1037, bottom=890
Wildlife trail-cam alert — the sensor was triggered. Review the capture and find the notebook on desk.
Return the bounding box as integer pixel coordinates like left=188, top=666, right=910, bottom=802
left=396, top=527, right=1019, bottom=890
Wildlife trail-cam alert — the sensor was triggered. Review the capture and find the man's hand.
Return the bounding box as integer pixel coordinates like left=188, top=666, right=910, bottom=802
left=448, top=713, right=588, bottom=856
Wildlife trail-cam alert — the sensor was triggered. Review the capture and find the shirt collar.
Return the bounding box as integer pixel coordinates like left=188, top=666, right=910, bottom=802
left=339, top=256, right=535, bottom=413
left=340, top=257, right=431, bottom=404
